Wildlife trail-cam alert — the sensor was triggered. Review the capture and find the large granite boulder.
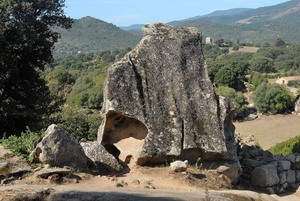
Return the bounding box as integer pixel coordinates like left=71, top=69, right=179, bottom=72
left=98, top=23, right=237, bottom=166
left=33, top=124, right=94, bottom=172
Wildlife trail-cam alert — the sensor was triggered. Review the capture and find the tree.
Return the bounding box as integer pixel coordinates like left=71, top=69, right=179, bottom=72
left=0, top=0, right=73, bottom=137
left=275, top=38, right=286, bottom=47
left=261, top=42, right=270, bottom=47
left=214, top=62, right=249, bottom=91
left=248, top=72, right=268, bottom=90
left=232, top=44, right=239, bottom=51
left=215, top=38, right=225, bottom=47
left=253, top=83, right=295, bottom=114
left=250, top=57, right=276, bottom=73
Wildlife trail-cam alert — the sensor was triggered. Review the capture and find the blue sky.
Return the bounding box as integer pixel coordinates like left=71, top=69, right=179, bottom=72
left=64, top=0, right=289, bottom=26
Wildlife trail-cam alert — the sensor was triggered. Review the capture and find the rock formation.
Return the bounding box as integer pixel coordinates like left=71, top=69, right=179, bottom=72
left=98, top=23, right=238, bottom=168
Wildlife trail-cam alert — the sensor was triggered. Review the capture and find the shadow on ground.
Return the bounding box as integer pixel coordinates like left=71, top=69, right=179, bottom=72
left=50, top=191, right=188, bottom=201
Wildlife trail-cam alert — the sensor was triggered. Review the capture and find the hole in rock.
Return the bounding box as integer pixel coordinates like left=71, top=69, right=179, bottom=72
left=102, top=111, right=148, bottom=165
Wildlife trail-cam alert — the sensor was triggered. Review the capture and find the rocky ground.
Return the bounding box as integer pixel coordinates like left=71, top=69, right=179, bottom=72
left=1, top=114, right=300, bottom=201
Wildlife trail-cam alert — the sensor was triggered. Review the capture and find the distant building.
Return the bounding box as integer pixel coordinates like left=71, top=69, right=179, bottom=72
left=205, top=37, right=214, bottom=44
left=276, top=76, right=299, bottom=86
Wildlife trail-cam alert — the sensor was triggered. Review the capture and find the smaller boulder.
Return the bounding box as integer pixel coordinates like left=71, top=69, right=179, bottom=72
left=80, top=142, right=123, bottom=172
left=217, top=162, right=241, bottom=184
left=170, top=160, right=188, bottom=172
left=33, top=124, right=94, bottom=172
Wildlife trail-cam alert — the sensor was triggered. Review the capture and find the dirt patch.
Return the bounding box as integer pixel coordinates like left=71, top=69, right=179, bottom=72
left=234, top=114, right=300, bottom=150
left=229, top=46, right=259, bottom=54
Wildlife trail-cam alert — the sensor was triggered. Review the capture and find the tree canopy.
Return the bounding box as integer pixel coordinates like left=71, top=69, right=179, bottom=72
left=253, top=83, right=295, bottom=114
left=0, top=0, right=73, bottom=137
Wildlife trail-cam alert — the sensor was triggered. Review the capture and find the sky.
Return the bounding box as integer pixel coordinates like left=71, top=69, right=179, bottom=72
left=64, top=0, right=290, bottom=27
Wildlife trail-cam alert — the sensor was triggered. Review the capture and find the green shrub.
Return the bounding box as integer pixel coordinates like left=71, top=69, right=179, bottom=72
left=248, top=72, right=268, bottom=90
left=253, top=83, right=295, bottom=113
left=269, top=136, right=300, bottom=155
left=50, top=106, right=101, bottom=142
left=232, top=45, right=239, bottom=51
left=0, top=127, right=44, bottom=161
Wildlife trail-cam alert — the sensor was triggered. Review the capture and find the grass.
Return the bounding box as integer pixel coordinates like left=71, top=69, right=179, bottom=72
left=268, top=135, right=300, bottom=156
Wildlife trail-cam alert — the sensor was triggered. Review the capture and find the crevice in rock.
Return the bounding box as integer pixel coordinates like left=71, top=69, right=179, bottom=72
left=129, top=55, right=145, bottom=109
left=181, top=118, right=184, bottom=150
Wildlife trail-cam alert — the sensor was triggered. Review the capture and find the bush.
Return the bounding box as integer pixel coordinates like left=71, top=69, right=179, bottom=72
left=50, top=106, right=101, bottom=142
left=0, top=127, right=44, bottom=161
left=232, top=45, right=239, bottom=51
left=269, top=135, right=300, bottom=155
left=248, top=72, right=268, bottom=90
left=253, top=83, right=295, bottom=114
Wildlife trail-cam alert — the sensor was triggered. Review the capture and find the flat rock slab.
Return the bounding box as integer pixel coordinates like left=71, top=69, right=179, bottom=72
left=34, top=168, right=71, bottom=178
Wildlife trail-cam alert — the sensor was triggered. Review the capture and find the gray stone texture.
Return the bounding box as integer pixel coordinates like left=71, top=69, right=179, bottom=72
left=97, top=23, right=237, bottom=165
left=33, top=124, right=94, bottom=172
left=251, top=164, right=280, bottom=187
left=277, top=160, right=291, bottom=171
left=81, top=141, right=123, bottom=172
left=286, top=169, right=296, bottom=184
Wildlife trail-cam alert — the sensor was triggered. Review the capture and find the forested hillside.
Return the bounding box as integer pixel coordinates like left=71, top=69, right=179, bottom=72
left=53, top=0, right=300, bottom=57
left=53, top=17, right=141, bottom=57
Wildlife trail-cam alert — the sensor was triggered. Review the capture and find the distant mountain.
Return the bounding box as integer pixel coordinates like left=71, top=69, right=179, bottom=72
left=120, top=24, right=144, bottom=31
left=176, top=0, right=300, bottom=43
left=120, top=8, right=253, bottom=31
left=53, top=0, right=300, bottom=57
left=194, top=0, right=300, bottom=25
left=185, top=8, right=253, bottom=21
left=54, top=16, right=141, bottom=56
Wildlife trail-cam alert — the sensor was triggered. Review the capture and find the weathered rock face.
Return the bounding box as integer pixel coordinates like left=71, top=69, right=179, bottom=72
left=33, top=124, right=94, bottom=172
left=98, top=23, right=237, bottom=166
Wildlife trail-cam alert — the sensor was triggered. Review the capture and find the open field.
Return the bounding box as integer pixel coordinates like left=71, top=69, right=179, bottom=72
left=229, top=46, right=259, bottom=54
left=234, top=114, right=300, bottom=150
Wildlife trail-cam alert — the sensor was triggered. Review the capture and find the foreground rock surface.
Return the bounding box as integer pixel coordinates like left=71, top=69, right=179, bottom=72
left=0, top=184, right=290, bottom=201
left=98, top=23, right=237, bottom=167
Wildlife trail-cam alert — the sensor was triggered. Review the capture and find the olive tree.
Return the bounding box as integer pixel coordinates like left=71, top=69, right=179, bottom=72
left=0, top=0, right=73, bottom=137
